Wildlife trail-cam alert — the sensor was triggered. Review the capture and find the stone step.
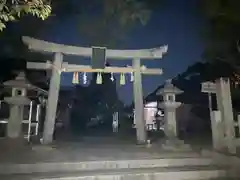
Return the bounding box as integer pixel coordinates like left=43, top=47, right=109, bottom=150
left=0, top=157, right=217, bottom=175
left=0, top=166, right=233, bottom=180
left=0, top=148, right=202, bottom=163
left=201, top=150, right=240, bottom=167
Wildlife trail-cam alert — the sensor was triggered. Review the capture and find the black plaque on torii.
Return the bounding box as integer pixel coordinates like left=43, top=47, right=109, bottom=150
left=91, top=46, right=107, bottom=69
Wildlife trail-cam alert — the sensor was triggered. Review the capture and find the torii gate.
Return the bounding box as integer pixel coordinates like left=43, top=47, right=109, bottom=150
left=22, top=36, right=168, bottom=144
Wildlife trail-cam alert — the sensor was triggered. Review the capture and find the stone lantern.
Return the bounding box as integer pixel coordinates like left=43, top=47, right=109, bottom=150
left=157, top=80, right=190, bottom=150
left=3, top=72, right=32, bottom=139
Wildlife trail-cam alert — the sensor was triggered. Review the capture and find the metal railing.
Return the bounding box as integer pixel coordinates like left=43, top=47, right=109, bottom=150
left=0, top=100, right=41, bottom=142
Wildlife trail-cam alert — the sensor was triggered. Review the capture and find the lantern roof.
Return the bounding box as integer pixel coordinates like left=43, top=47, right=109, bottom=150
left=3, top=72, right=48, bottom=95
left=4, top=72, right=33, bottom=88
left=157, top=79, right=183, bottom=95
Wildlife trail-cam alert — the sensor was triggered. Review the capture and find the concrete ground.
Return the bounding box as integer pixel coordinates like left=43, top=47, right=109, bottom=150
left=0, top=133, right=211, bottom=164
left=1, top=133, right=240, bottom=180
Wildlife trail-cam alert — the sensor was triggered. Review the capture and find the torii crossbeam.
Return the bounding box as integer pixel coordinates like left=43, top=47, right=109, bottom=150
left=22, top=36, right=168, bottom=144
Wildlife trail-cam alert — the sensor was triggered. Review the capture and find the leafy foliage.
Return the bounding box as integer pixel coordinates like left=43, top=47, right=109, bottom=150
left=182, top=61, right=235, bottom=81
left=78, top=0, right=152, bottom=47
left=0, top=0, right=51, bottom=31
left=200, top=0, right=240, bottom=71
left=0, top=0, right=158, bottom=56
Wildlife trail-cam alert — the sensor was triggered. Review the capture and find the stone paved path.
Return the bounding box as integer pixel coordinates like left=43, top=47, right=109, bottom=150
left=0, top=135, right=207, bottom=164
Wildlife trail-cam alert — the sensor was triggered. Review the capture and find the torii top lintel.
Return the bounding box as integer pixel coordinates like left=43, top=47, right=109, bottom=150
left=22, top=36, right=168, bottom=60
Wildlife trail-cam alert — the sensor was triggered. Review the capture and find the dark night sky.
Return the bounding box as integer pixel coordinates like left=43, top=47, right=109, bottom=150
left=40, top=0, right=205, bottom=105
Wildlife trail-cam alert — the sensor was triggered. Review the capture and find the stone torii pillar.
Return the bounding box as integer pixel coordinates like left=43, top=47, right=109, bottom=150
left=215, top=78, right=236, bottom=154
left=43, top=53, right=63, bottom=144
left=22, top=36, right=168, bottom=144
left=133, top=59, right=146, bottom=143
left=201, top=78, right=236, bottom=154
